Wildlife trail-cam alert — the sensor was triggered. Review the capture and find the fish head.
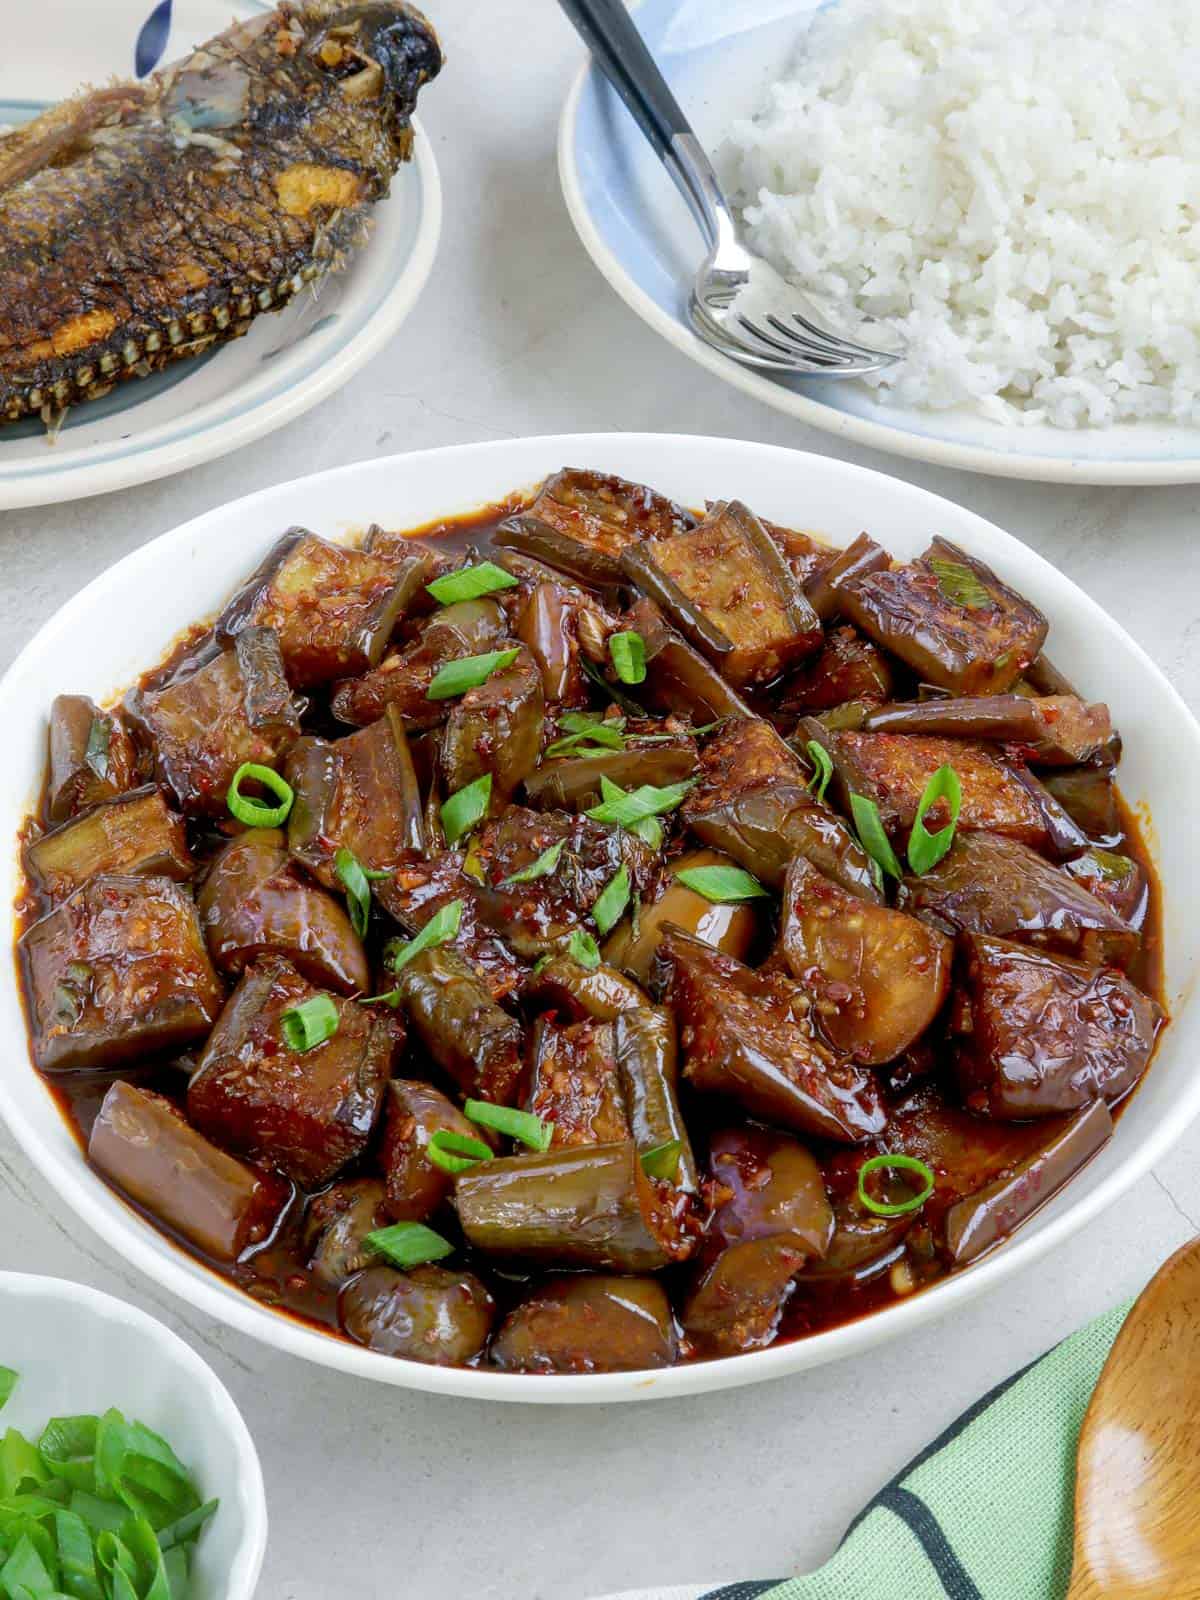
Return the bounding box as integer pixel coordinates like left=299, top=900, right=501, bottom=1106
left=302, top=4, right=443, bottom=121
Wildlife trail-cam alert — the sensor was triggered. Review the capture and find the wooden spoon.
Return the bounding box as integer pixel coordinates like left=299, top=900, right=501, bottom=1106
left=1067, top=1236, right=1200, bottom=1598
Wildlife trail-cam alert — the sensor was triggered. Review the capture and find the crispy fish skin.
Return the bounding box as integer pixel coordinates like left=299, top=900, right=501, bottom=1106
left=0, top=2, right=442, bottom=422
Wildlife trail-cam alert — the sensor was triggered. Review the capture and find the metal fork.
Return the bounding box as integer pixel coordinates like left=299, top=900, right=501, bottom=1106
left=559, top=0, right=902, bottom=377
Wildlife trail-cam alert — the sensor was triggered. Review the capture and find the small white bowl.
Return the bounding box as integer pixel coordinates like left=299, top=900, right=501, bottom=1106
left=0, top=1273, right=266, bottom=1598
left=2, top=433, right=1198, bottom=1403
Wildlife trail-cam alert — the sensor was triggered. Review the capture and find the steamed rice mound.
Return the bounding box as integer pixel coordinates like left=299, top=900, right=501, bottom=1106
left=722, top=0, right=1200, bottom=428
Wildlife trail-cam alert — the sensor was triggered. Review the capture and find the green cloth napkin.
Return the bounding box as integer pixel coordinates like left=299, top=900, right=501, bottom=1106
left=699, top=1299, right=1131, bottom=1600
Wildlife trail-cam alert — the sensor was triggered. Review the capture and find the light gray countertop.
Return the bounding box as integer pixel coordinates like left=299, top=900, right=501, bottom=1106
left=2, top=4, right=1199, bottom=1596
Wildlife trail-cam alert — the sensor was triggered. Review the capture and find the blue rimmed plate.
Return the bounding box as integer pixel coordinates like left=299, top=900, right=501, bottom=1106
left=558, top=0, right=1200, bottom=485
left=0, top=0, right=441, bottom=508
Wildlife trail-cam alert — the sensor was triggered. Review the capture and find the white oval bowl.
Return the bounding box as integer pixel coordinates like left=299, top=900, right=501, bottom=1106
left=0, top=1272, right=266, bottom=1596
left=2, top=432, right=1197, bottom=1403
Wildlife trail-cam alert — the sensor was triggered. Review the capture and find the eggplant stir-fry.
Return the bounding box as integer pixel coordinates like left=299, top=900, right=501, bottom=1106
left=15, top=470, right=1165, bottom=1374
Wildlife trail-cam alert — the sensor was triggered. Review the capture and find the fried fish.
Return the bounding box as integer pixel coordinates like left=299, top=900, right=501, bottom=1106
left=0, top=1, right=442, bottom=423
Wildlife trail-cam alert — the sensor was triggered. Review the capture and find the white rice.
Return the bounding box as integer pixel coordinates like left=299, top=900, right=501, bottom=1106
left=721, top=0, right=1200, bottom=427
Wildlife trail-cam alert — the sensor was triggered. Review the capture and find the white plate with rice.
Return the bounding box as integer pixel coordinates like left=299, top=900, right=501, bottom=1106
left=559, top=0, right=1200, bottom=484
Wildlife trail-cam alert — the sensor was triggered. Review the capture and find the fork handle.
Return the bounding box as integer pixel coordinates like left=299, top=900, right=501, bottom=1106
left=558, top=0, right=732, bottom=251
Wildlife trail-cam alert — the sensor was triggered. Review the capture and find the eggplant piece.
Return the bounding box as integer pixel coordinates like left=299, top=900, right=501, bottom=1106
left=896, top=832, right=1139, bottom=969
left=662, top=925, right=886, bottom=1143
left=330, top=597, right=507, bottom=728
left=781, top=856, right=952, bottom=1065
left=943, top=1100, right=1114, bottom=1265
left=527, top=1016, right=630, bottom=1147
left=21, top=874, right=223, bottom=1073
left=378, top=1079, right=488, bottom=1223
left=1042, top=764, right=1121, bottom=845
left=802, top=1194, right=912, bottom=1285
left=627, top=597, right=754, bottom=724
left=1065, top=849, right=1149, bottom=931
left=523, top=738, right=698, bottom=811
left=491, top=1276, right=676, bottom=1374
left=397, top=945, right=524, bottom=1104
left=439, top=646, right=544, bottom=801
left=494, top=512, right=625, bottom=591
left=24, top=785, right=191, bottom=902
left=602, top=849, right=764, bottom=983
left=514, top=581, right=589, bottom=706
left=950, top=934, right=1162, bottom=1119
left=197, top=828, right=369, bottom=994
left=456, top=1140, right=694, bottom=1271
left=47, top=695, right=139, bottom=822
left=803, top=532, right=891, bottom=624
left=216, top=528, right=434, bottom=688
left=761, top=518, right=837, bottom=589
left=521, top=467, right=696, bottom=569
left=89, top=1081, right=289, bottom=1262
left=681, top=717, right=880, bottom=899
left=862, top=694, right=1113, bottom=767
left=613, top=1006, right=697, bottom=1192
left=522, top=954, right=650, bottom=1021
left=339, top=1265, right=495, bottom=1365
left=285, top=706, right=425, bottom=889
left=126, top=628, right=303, bottom=817
left=836, top=536, right=1048, bottom=695
left=303, top=1179, right=389, bottom=1287
left=377, top=854, right=527, bottom=1002
left=469, top=806, right=657, bottom=958
left=682, top=1127, right=833, bottom=1357
left=189, top=959, right=396, bottom=1187
left=622, top=500, right=822, bottom=687
left=779, top=626, right=894, bottom=714
left=803, top=721, right=1087, bottom=859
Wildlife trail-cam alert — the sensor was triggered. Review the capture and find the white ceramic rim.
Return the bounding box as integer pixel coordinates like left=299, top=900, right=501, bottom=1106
left=0, top=122, right=441, bottom=511
left=3, top=431, right=1199, bottom=1404
left=557, top=54, right=1200, bottom=487
left=0, top=1270, right=267, bottom=1596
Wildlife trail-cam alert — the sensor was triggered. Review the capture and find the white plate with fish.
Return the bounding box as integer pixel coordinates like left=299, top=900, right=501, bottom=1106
left=559, top=0, right=1200, bottom=485
left=0, top=0, right=442, bottom=509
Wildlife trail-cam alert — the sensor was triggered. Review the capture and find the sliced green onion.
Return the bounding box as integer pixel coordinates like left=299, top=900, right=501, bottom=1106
left=580, top=653, right=646, bottom=716
left=334, top=846, right=390, bottom=938
left=427, top=1128, right=492, bottom=1175
left=567, top=929, right=601, bottom=969
left=849, top=792, right=903, bottom=883
left=640, top=1139, right=682, bottom=1181
left=441, top=774, right=492, bottom=845
left=530, top=953, right=553, bottom=978
left=805, top=740, right=834, bottom=804
left=594, top=777, right=665, bottom=850
left=1090, top=848, right=1136, bottom=882
left=907, top=765, right=962, bottom=876
left=591, top=866, right=631, bottom=935
left=0, top=1368, right=16, bottom=1412
left=389, top=899, right=464, bottom=974
left=366, top=1221, right=454, bottom=1269
left=464, top=1099, right=553, bottom=1152
left=84, top=717, right=111, bottom=781
left=545, top=713, right=627, bottom=758
left=585, top=778, right=694, bottom=829
left=673, top=864, right=769, bottom=902
left=928, top=554, right=990, bottom=610
left=426, top=561, right=518, bottom=605
left=281, top=993, right=339, bottom=1052
left=156, top=1497, right=219, bottom=1551
left=226, top=762, right=294, bottom=828
left=426, top=648, right=520, bottom=701
left=500, top=838, right=565, bottom=886
left=609, top=631, right=646, bottom=685
left=857, top=1153, right=935, bottom=1217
